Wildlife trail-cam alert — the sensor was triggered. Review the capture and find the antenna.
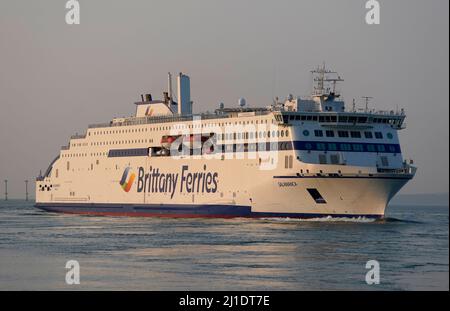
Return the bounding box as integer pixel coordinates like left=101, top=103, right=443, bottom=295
left=361, top=96, right=373, bottom=112
left=310, top=63, right=343, bottom=98
left=25, top=180, right=29, bottom=201
left=167, top=72, right=173, bottom=106
left=4, top=180, right=7, bottom=201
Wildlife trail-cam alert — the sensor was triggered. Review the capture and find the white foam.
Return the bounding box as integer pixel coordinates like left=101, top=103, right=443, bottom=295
left=260, top=216, right=376, bottom=223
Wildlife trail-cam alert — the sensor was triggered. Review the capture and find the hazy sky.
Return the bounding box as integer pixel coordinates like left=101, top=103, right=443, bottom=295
left=0, top=0, right=448, bottom=198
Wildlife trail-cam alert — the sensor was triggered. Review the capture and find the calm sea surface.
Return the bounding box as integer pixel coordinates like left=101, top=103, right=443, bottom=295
left=0, top=200, right=448, bottom=290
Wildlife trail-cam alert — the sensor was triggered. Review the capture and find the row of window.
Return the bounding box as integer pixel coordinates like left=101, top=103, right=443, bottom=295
left=219, top=130, right=289, bottom=141
left=284, top=114, right=402, bottom=125
left=62, top=152, right=108, bottom=158
left=221, top=142, right=292, bottom=153
left=74, top=131, right=294, bottom=149
left=88, top=139, right=154, bottom=147
left=89, top=119, right=273, bottom=136
left=298, top=141, right=400, bottom=153
left=315, top=154, right=391, bottom=166
left=308, top=129, right=392, bottom=140
left=108, top=148, right=149, bottom=157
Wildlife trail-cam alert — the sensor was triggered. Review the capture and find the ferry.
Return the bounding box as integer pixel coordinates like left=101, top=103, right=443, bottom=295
left=35, top=65, right=416, bottom=218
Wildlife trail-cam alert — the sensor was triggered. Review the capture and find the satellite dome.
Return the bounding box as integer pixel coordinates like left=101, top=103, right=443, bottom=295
left=238, top=97, right=246, bottom=107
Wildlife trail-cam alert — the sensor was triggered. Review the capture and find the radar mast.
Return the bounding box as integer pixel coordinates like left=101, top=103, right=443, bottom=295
left=311, top=63, right=344, bottom=102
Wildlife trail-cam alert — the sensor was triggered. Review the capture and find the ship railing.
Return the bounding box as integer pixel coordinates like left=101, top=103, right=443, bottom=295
left=88, top=111, right=271, bottom=129
left=377, top=163, right=416, bottom=175
left=377, top=168, right=408, bottom=174
left=70, top=134, right=86, bottom=139
left=336, top=110, right=405, bottom=117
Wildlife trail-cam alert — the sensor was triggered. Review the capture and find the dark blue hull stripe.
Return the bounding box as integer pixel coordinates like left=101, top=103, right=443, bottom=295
left=107, top=141, right=401, bottom=158
left=34, top=203, right=383, bottom=219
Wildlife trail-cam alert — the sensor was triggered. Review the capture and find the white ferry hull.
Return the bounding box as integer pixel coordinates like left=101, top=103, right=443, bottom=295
left=35, top=157, right=414, bottom=219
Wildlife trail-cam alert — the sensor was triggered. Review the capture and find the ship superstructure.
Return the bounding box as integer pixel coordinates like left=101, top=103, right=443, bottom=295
left=35, top=66, right=416, bottom=218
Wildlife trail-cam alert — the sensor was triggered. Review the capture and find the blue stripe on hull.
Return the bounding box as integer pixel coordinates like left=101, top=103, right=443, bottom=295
left=35, top=203, right=252, bottom=217
left=34, top=203, right=383, bottom=219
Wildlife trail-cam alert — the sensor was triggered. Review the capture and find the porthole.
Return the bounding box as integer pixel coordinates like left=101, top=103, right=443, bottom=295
left=303, top=130, right=310, bottom=136
left=387, top=133, right=393, bottom=139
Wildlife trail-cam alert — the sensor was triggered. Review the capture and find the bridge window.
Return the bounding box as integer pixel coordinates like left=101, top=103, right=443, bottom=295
left=325, top=130, right=335, bottom=137
left=350, top=131, right=361, bottom=138
left=352, top=144, right=364, bottom=152
left=364, top=131, right=373, bottom=139
left=314, top=130, right=323, bottom=137
left=338, top=131, right=349, bottom=138
left=339, top=116, right=348, bottom=123
left=316, top=143, right=326, bottom=150
left=340, top=143, right=352, bottom=151
left=328, top=143, right=337, bottom=151
left=375, top=132, right=383, bottom=139
left=358, top=117, right=368, bottom=123
left=377, top=145, right=386, bottom=152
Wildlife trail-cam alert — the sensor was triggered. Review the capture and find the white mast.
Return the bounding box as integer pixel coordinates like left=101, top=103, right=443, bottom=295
left=168, top=72, right=173, bottom=106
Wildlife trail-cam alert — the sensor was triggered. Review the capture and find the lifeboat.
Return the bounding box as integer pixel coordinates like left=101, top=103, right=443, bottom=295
left=160, top=135, right=180, bottom=149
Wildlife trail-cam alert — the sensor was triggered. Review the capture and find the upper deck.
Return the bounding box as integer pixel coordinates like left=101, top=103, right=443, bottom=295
left=85, top=65, right=406, bottom=132
left=85, top=107, right=406, bottom=133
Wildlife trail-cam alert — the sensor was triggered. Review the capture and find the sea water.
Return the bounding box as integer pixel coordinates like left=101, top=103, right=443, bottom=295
left=0, top=200, right=447, bottom=290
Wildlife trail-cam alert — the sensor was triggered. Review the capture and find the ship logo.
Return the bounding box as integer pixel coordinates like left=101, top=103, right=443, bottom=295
left=119, top=167, right=135, bottom=192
